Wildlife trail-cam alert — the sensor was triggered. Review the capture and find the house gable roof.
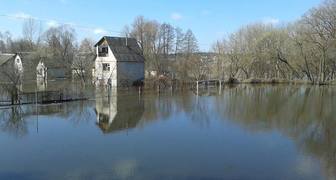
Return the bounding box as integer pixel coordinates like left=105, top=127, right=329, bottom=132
left=0, top=54, right=16, bottom=66
left=95, top=36, right=145, bottom=62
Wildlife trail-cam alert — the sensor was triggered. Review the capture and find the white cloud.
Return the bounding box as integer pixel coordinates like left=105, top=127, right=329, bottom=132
left=64, top=22, right=77, bottom=27
left=93, top=28, right=108, bottom=35
left=11, top=12, right=33, bottom=19
left=47, top=20, right=59, bottom=28
left=171, top=12, right=183, bottom=21
left=262, top=17, right=280, bottom=25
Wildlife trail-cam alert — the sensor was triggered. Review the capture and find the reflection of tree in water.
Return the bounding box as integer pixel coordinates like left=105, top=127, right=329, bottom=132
left=141, top=92, right=189, bottom=123
left=190, top=96, right=211, bottom=127
left=24, top=100, right=95, bottom=125
left=67, top=101, right=96, bottom=125
left=216, top=85, right=336, bottom=179
left=0, top=100, right=96, bottom=137
left=0, top=106, right=27, bottom=137
left=141, top=91, right=211, bottom=127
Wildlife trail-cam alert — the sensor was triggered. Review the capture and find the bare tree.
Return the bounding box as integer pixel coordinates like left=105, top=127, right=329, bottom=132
left=0, top=60, right=23, bottom=105
left=72, top=38, right=95, bottom=83
left=210, top=0, right=336, bottom=84
left=44, top=25, right=77, bottom=75
left=22, top=18, right=41, bottom=49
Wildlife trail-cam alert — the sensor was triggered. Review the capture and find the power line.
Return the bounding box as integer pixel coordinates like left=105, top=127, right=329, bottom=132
left=0, top=13, right=123, bottom=35
left=0, top=13, right=213, bottom=49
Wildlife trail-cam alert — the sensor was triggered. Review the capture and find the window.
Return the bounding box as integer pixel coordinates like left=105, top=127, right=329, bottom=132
left=99, top=46, right=109, bottom=57
left=101, top=47, right=108, bottom=53
left=102, top=63, right=110, bottom=71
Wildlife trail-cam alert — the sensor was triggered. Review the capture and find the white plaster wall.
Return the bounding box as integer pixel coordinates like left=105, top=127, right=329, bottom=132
left=14, top=55, right=23, bottom=73
left=36, top=61, right=47, bottom=80
left=94, top=46, right=118, bottom=86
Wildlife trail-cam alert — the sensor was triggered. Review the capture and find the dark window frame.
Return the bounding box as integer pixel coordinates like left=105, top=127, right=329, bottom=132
left=102, top=63, right=110, bottom=71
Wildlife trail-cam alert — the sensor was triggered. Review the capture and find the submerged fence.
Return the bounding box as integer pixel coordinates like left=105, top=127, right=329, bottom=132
left=0, top=88, right=89, bottom=106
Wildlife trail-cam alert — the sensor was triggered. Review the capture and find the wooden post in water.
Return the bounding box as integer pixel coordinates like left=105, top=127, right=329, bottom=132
left=35, top=89, right=38, bottom=104
left=157, top=83, right=160, bottom=94
left=219, top=80, right=222, bottom=95
left=196, top=81, right=199, bottom=95
left=138, top=86, right=141, bottom=103
left=35, top=88, right=39, bottom=133
left=206, top=80, right=209, bottom=93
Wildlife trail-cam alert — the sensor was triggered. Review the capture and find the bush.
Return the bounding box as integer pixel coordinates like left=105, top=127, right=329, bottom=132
left=227, top=77, right=239, bottom=84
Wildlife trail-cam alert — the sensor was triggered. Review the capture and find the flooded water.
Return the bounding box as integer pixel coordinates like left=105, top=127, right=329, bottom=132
left=0, top=85, right=335, bottom=180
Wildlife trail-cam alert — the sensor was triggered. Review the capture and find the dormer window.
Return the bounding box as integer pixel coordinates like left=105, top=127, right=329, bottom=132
left=102, top=47, right=108, bottom=53
left=99, top=46, right=109, bottom=57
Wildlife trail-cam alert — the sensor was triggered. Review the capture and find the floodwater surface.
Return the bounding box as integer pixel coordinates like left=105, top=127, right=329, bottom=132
left=0, top=85, right=335, bottom=180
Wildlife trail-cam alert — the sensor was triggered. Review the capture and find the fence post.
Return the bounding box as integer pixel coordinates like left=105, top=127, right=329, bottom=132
left=35, top=88, right=39, bottom=133
left=138, top=86, right=141, bottom=96
left=219, top=80, right=222, bottom=95
left=157, top=83, right=160, bottom=94
left=35, top=89, right=38, bottom=104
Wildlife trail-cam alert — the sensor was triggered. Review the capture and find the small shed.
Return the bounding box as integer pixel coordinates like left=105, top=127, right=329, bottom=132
left=0, top=53, right=23, bottom=81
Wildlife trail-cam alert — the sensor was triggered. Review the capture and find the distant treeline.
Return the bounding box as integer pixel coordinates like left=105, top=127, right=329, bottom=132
left=212, top=0, right=336, bottom=84
left=1, top=0, right=336, bottom=85
left=123, top=0, right=336, bottom=84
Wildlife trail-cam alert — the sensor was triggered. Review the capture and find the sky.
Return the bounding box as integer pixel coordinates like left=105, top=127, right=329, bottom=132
left=0, top=0, right=323, bottom=51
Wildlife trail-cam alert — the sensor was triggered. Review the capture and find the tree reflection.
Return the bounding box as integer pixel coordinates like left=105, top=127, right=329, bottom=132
left=140, top=91, right=213, bottom=127
left=0, top=106, right=27, bottom=137
left=215, top=85, right=336, bottom=179
left=141, top=92, right=189, bottom=124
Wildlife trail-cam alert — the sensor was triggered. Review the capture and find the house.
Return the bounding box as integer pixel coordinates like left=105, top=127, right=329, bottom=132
left=0, top=53, right=23, bottom=82
left=35, top=58, right=68, bottom=80
left=93, top=36, right=145, bottom=86
left=19, top=52, right=68, bottom=83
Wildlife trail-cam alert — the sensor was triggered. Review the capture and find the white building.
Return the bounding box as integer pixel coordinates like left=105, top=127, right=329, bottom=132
left=36, top=61, right=48, bottom=91
left=93, top=36, right=145, bottom=86
left=0, top=53, right=23, bottom=81
left=36, top=61, right=47, bottom=81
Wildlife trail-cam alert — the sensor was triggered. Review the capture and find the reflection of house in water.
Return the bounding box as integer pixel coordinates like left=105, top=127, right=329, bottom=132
left=95, top=89, right=144, bottom=134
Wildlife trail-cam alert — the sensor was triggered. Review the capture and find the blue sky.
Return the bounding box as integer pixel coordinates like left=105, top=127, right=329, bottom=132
left=0, top=0, right=322, bottom=50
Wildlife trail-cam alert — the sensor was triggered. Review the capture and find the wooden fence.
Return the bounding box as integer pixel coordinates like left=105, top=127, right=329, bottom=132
left=0, top=89, right=88, bottom=106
